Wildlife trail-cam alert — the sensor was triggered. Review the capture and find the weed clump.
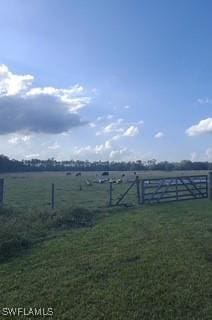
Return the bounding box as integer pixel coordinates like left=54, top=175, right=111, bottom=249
left=0, top=236, right=31, bottom=261
left=0, top=206, right=96, bottom=262
left=52, top=207, right=95, bottom=229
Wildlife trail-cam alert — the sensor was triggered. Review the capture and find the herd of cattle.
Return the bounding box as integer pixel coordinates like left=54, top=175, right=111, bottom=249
left=65, top=171, right=137, bottom=185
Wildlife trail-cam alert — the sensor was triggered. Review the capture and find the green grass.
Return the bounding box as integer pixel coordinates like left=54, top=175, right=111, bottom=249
left=1, top=199, right=212, bottom=319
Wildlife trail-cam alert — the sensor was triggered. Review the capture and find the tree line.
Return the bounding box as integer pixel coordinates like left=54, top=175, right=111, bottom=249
left=0, top=154, right=212, bottom=173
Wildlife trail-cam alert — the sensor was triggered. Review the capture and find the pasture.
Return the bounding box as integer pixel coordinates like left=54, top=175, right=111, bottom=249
left=0, top=170, right=212, bottom=319
left=0, top=170, right=209, bottom=209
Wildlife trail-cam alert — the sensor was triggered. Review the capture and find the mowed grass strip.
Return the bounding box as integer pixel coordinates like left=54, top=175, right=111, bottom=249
left=1, top=200, right=212, bottom=319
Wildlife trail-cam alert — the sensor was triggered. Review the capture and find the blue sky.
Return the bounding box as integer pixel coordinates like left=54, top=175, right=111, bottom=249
left=1, top=0, right=212, bottom=161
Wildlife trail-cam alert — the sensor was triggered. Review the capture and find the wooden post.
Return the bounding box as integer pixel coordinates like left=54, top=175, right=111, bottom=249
left=109, top=181, right=113, bottom=207
left=140, top=179, right=145, bottom=204
left=0, top=179, right=4, bottom=206
left=176, top=177, right=179, bottom=201
left=208, top=172, right=212, bottom=200
left=136, top=176, right=140, bottom=204
left=51, top=183, right=55, bottom=209
left=79, top=175, right=82, bottom=191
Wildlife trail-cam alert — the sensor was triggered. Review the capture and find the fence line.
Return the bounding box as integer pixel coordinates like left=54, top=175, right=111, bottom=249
left=0, top=173, right=212, bottom=209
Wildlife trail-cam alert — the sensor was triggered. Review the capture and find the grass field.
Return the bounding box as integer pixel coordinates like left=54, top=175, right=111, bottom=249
left=0, top=170, right=209, bottom=209
left=0, top=171, right=212, bottom=319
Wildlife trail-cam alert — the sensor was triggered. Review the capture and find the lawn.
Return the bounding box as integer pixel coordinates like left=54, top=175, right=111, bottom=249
left=1, top=198, right=212, bottom=319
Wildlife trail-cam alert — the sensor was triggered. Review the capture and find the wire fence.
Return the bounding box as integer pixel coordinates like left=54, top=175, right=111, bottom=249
left=0, top=172, right=212, bottom=210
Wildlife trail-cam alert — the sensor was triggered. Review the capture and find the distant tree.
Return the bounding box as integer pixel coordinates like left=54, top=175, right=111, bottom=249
left=0, top=154, right=211, bottom=173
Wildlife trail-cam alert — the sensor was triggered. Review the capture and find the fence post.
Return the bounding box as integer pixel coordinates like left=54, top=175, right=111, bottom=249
left=51, top=183, right=55, bottom=209
left=0, top=179, right=4, bottom=206
left=176, top=177, right=179, bottom=201
left=140, top=179, right=144, bottom=204
left=79, top=175, right=82, bottom=191
left=109, top=181, right=113, bottom=207
left=136, top=176, right=140, bottom=204
left=208, top=172, right=212, bottom=200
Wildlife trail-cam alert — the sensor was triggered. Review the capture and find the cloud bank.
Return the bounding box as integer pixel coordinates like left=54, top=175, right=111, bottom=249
left=73, top=140, right=139, bottom=161
left=0, top=65, right=90, bottom=134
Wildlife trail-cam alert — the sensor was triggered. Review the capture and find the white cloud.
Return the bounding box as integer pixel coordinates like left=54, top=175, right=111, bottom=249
left=8, top=134, right=31, bottom=144
left=103, top=120, right=124, bottom=134
left=94, top=115, right=143, bottom=138
left=95, top=115, right=116, bottom=124
left=186, top=118, right=212, bottom=136
left=25, top=153, right=40, bottom=159
left=123, top=126, right=139, bottom=137
left=197, top=97, right=212, bottom=104
left=61, top=131, right=71, bottom=136
left=124, top=105, right=131, bottom=109
left=102, top=119, right=124, bottom=134
left=0, top=65, right=91, bottom=134
left=0, top=64, right=33, bottom=96
left=73, top=140, right=112, bottom=157
left=8, top=136, right=19, bottom=144
left=111, top=134, right=121, bottom=141
left=26, top=84, right=90, bottom=112
left=99, top=118, right=142, bottom=137
left=73, top=141, right=131, bottom=161
left=94, top=140, right=112, bottom=153
left=109, top=148, right=131, bottom=160
left=72, top=138, right=149, bottom=161
left=154, top=132, right=165, bottom=139
left=48, top=142, right=60, bottom=150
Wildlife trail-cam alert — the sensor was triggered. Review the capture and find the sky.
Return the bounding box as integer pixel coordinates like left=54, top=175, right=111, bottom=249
left=1, top=0, right=212, bottom=162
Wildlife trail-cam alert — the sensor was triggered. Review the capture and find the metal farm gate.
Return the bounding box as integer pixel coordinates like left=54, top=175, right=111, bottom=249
left=140, top=175, right=208, bottom=204
left=108, top=175, right=209, bottom=207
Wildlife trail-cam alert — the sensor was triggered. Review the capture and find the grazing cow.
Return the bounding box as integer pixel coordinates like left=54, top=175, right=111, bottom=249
left=102, top=171, right=109, bottom=176
left=75, top=172, right=81, bottom=176
left=66, top=172, right=71, bottom=176
left=122, top=174, right=125, bottom=177
left=134, top=171, right=137, bottom=175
